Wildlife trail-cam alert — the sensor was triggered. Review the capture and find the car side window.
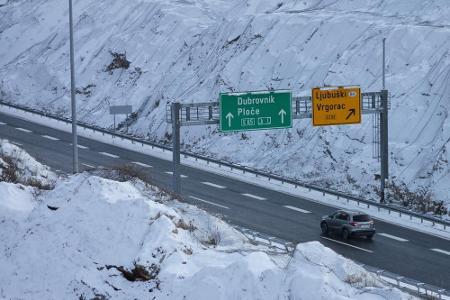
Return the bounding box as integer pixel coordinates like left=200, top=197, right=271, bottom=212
left=336, top=213, right=348, bottom=221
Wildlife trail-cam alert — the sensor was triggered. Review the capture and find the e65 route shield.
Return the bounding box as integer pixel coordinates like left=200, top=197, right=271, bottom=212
left=219, top=90, right=292, bottom=132
left=312, top=86, right=361, bottom=126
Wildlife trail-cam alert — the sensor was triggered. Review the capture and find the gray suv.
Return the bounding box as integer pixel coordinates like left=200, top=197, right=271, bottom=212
left=320, top=210, right=376, bottom=240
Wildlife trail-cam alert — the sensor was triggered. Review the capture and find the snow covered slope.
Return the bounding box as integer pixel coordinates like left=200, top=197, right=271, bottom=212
left=0, top=142, right=414, bottom=299
left=0, top=0, right=449, bottom=206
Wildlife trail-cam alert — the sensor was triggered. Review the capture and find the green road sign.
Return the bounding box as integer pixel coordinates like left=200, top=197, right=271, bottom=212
left=219, top=90, right=292, bottom=132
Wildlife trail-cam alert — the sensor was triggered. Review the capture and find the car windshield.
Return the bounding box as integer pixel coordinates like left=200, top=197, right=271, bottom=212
left=353, top=214, right=370, bottom=222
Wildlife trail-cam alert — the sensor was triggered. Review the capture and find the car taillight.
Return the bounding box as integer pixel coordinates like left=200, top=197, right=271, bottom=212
left=350, top=222, right=360, bottom=227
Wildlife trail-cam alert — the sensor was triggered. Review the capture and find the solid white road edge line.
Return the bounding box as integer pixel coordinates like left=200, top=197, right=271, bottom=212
left=242, top=193, right=266, bottom=200
left=132, top=161, right=152, bottom=168
left=201, top=181, right=226, bottom=189
left=378, top=233, right=408, bottom=242
left=165, top=171, right=187, bottom=178
left=11, top=142, right=23, bottom=146
left=15, top=127, right=32, bottom=133
left=99, top=152, right=119, bottom=158
left=320, top=236, right=374, bottom=253
left=189, top=196, right=229, bottom=209
left=431, top=248, right=450, bottom=256
left=41, top=135, right=59, bottom=141
left=283, top=205, right=311, bottom=213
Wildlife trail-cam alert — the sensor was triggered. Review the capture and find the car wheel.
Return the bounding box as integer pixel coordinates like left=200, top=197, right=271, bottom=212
left=321, top=222, right=329, bottom=235
left=366, top=234, right=374, bottom=240
left=342, top=229, right=350, bottom=240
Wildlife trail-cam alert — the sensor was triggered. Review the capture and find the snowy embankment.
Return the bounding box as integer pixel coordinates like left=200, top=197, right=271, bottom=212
left=0, top=141, right=413, bottom=299
left=1, top=0, right=449, bottom=209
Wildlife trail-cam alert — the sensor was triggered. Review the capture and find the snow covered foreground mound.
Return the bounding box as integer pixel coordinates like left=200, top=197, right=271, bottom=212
left=0, top=139, right=56, bottom=217
left=0, top=174, right=412, bottom=299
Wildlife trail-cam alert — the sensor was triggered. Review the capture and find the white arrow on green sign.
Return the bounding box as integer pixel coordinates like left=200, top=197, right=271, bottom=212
left=219, top=90, right=292, bottom=132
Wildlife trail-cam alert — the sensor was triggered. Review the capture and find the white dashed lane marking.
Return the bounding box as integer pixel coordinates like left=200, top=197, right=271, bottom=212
left=283, top=205, right=311, bottom=213
left=201, top=182, right=226, bottom=189
left=41, top=135, right=59, bottom=141
left=431, top=248, right=450, bottom=256
left=99, top=152, right=119, bottom=158
left=189, top=196, right=229, bottom=209
left=82, top=163, right=95, bottom=169
left=71, top=144, right=89, bottom=149
left=15, top=127, right=32, bottom=133
left=0, top=122, right=6, bottom=125
left=133, top=162, right=152, bottom=168
left=165, top=171, right=187, bottom=178
left=12, top=142, right=23, bottom=146
left=378, top=233, right=408, bottom=242
left=242, top=193, right=266, bottom=200
left=320, top=236, right=373, bottom=253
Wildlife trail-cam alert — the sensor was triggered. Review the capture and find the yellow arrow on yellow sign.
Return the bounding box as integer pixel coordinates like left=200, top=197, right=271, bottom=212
left=312, top=86, right=361, bottom=126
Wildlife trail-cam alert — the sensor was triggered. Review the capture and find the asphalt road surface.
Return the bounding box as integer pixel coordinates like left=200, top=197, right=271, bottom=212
left=1, top=111, right=449, bottom=289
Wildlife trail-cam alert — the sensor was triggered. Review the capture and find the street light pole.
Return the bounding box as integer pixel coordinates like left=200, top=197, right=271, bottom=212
left=69, top=0, right=78, bottom=173
left=380, top=38, right=388, bottom=203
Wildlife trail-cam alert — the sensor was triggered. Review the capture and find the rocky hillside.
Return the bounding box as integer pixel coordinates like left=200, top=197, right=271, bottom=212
left=0, top=0, right=449, bottom=208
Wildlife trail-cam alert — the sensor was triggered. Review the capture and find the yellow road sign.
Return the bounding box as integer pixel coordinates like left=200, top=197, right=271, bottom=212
left=312, top=86, right=361, bottom=126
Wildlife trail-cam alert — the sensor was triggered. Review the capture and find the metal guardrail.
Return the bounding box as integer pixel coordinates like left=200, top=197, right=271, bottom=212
left=0, top=99, right=449, bottom=230
left=234, top=225, right=450, bottom=299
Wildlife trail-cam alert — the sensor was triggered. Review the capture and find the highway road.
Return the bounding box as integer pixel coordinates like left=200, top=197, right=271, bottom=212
left=1, top=111, right=449, bottom=289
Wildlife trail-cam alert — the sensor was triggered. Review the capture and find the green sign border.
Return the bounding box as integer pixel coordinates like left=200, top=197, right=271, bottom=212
left=219, top=90, right=293, bottom=132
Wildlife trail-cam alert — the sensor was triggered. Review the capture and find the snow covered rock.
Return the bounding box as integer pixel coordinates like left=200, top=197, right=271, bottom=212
left=0, top=139, right=56, bottom=188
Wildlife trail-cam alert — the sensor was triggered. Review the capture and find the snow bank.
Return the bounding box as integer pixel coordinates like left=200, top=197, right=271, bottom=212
left=0, top=139, right=56, bottom=187
left=0, top=172, right=413, bottom=299
left=0, top=182, right=35, bottom=216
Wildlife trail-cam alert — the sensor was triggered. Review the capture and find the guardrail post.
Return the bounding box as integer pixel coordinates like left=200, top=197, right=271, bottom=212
left=171, top=102, right=181, bottom=194
left=186, top=107, right=190, bottom=121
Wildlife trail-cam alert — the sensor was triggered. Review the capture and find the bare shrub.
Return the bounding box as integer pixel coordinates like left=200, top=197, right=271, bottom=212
left=176, top=219, right=196, bottom=232
left=388, top=182, right=449, bottom=216
left=106, top=51, right=130, bottom=73
left=26, top=177, right=54, bottom=190
left=75, top=84, right=96, bottom=97
left=106, top=263, right=159, bottom=282
left=101, top=164, right=182, bottom=201
left=344, top=273, right=378, bottom=288
left=202, top=225, right=221, bottom=247
left=114, top=164, right=152, bottom=182
left=182, top=246, right=193, bottom=255
left=0, top=155, right=18, bottom=183
left=1, top=154, right=55, bottom=191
